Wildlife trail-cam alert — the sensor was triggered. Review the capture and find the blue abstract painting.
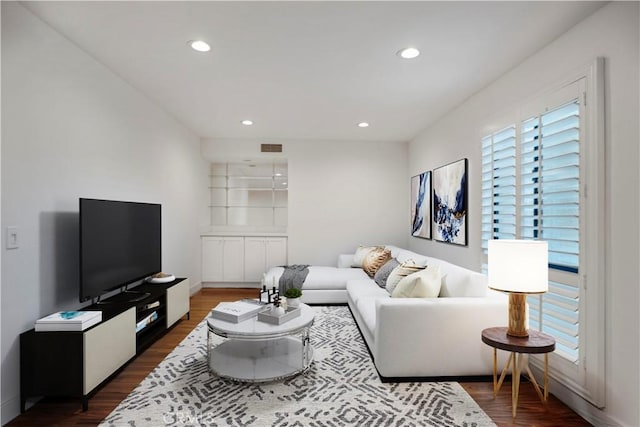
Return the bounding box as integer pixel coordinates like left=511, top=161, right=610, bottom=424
left=433, top=159, right=467, bottom=245
left=411, top=171, right=431, bottom=239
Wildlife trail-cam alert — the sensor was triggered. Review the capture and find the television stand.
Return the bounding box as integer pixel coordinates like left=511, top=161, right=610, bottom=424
left=20, top=278, right=190, bottom=412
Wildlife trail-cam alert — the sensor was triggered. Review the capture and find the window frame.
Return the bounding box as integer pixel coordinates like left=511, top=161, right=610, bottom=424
left=480, top=58, right=605, bottom=407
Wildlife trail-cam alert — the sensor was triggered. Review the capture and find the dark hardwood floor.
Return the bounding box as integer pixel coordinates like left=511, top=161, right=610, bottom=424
left=8, top=288, right=591, bottom=427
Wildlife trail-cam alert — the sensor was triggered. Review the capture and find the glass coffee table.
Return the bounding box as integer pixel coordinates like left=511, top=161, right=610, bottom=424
left=207, top=303, right=315, bottom=382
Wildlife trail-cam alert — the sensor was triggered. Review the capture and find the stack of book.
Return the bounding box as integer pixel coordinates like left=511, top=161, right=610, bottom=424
left=136, top=311, right=159, bottom=333
left=210, top=299, right=268, bottom=323
left=35, top=311, right=102, bottom=332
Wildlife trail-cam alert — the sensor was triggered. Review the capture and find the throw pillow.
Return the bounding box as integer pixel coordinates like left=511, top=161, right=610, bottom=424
left=385, top=262, right=426, bottom=294
left=351, top=245, right=379, bottom=268
left=392, top=265, right=442, bottom=298
left=362, top=248, right=392, bottom=277
left=373, top=258, right=400, bottom=288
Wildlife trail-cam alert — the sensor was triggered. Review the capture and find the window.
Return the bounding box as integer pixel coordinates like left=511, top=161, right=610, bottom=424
left=481, top=59, right=605, bottom=407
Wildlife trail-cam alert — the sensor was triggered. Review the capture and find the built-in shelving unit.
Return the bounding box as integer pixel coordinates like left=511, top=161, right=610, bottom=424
left=209, top=162, right=288, bottom=227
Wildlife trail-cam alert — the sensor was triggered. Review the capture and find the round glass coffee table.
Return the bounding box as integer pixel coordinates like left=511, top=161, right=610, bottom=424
left=207, top=303, right=315, bottom=382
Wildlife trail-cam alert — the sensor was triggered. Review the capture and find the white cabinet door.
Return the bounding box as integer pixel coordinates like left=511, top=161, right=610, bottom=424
left=244, top=237, right=287, bottom=282
left=167, top=279, right=190, bottom=327
left=84, top=308, right=136, bottom=394
left=202, top=236, right=285, bottom=283
left=266, top=238, right=287, bottom=270
left=244, top=238, right=267, bottom=282
left=202, top=237, right=224, bottom=281
left=222, top=237, right=245, bottom=282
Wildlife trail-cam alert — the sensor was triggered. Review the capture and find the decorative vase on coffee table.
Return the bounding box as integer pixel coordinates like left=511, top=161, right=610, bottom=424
left=288, top=297, right=300, bottom=308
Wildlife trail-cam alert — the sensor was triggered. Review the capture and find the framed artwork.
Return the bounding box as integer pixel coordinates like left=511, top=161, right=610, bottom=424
left=433, top=158, right=468, bottom=245
left=411, top=171, right=431, bottom=239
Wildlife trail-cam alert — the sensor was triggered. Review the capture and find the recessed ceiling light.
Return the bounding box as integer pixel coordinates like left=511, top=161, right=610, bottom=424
left=358, top=122, right=370, bottom=128
left=275, top=173, right=282, bottom=177
left=241, top=120, right=254, bottom=126
left=397, top=47, right=420, bottom=59
left=189, top=40, right=211, bottom=52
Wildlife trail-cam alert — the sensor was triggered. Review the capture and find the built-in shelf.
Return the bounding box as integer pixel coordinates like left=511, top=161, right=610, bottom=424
left=209, top=162, right=288, bottom=227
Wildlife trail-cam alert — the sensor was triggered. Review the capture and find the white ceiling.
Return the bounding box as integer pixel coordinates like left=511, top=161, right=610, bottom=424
left=23, top=1, right=604, bottom=143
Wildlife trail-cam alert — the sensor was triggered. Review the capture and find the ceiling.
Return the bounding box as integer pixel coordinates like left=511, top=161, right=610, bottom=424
left=22, top=1, right=604, bottom=143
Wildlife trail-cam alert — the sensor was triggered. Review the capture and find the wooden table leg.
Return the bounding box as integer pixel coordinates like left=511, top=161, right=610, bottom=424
left=544, top=352, right=549, bottom=402
left=496, top=352, right=513, bottom=397
left=492, top=348, right=497, bottom=396
left=512, top=352, right=521, bottom=418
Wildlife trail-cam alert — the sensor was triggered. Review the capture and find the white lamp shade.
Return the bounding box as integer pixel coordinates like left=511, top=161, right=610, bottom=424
left=488, top=239, right=548, bottom=293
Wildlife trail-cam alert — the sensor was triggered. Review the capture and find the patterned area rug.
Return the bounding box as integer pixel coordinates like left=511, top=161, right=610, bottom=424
left=101, top=306, right=496, bottom=427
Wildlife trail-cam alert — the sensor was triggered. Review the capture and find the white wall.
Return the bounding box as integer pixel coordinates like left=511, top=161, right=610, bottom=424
left=202, top=138, right=409, bottom=265
left=407, top=3, right=639, bottom=426
left=0, top=3, right=209, bottom=423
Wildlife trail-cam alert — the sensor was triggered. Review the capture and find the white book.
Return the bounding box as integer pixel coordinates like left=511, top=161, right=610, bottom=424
left=35, top=311, right=102, bottom=332
left=210, top=300, right=267, bottom=323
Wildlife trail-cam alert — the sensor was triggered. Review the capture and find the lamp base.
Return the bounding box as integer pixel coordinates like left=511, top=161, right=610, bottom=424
left=507, top=293, right=528, bottom=337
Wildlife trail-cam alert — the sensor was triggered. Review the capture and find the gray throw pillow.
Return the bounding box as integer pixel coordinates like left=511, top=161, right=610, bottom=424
left=373, top=258, right=400, bottom=288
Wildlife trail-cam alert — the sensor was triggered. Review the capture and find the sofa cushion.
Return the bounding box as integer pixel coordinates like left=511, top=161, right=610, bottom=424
left=265, top=266, right=369, bottom=291
left=385, top=262, right=426, bottom=294
left=351, top=245, right=379, bottom=268
left=385, top=246, right=429, bottom=267
left=356, top=297, right=379, bottom=340
left=362, top=248, right=392, bottom=277
left=373, top=258, right=400, bottom=288
left=392, top=265, right=442, bottom=298
left=347, top=280, right=389, bottom=304
left=428, top=259, right=487, bottom=297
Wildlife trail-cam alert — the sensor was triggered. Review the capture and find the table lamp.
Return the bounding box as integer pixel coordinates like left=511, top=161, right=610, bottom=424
left=488, top=239, right=548, bottom=337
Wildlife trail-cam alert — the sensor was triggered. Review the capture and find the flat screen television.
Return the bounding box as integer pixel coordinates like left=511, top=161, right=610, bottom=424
left=79, top=198, right=161, bottom=303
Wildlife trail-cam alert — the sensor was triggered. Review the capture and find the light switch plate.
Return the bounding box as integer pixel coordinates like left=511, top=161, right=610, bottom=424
left=6, top=226, right=19, bottom=249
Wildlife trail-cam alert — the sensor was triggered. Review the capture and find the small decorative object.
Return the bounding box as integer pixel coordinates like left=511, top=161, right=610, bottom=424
left=488, top=239, right=548, bottom=337
left=284, top=288, right=302, bottom=308
left=411, top=171, right=431, bottom=239
left=258, top=284, right=269, bottom=303
left=272, top=296, right=286, bottom=316
left=433, top=158, right=468, bottom=245
left=268, top=286, right=279, bottom=304
left=257, top=305, right=301, bottom=325
left=146, top=272, right=176, bottom=284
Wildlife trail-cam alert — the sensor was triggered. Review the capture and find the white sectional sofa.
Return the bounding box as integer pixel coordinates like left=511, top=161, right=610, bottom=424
left=265, top=245, right=509, bottom=378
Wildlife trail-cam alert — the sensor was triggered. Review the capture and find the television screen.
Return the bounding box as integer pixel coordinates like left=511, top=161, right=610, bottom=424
left=80, top=198, right=161, bottom=302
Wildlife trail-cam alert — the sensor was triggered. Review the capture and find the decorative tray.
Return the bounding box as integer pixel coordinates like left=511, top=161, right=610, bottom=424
left=257, top=306, right=301, bottom=325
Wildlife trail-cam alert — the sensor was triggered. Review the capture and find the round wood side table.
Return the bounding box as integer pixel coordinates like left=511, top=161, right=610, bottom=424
left=481, top=327, right=556, bottom=417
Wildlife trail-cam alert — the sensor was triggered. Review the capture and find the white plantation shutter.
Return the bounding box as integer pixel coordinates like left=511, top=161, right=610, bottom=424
left=521, top=101, right=580, bottom=272
left=482, top=98, right=583, bottom=365
left=521, top=100, right=581, bottom=364
left=481, top=126, right=517, bottom=255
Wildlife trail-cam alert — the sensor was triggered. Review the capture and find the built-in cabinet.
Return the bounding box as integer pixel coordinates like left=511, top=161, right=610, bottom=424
left=202, top=236, right=287, bottom=284
left=201, top=237, right=245, bottom=282
left=244, top=237, right=288, bottom=282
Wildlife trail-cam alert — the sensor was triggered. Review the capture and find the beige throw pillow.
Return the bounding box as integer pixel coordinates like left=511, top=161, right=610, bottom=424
left=351, top=245, right=378, bottom=268
left=362, top=248, right=392, bottom=277
left=392, top=265, right=442, bottom=298
left=385, top=262, right=426, bottom=294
